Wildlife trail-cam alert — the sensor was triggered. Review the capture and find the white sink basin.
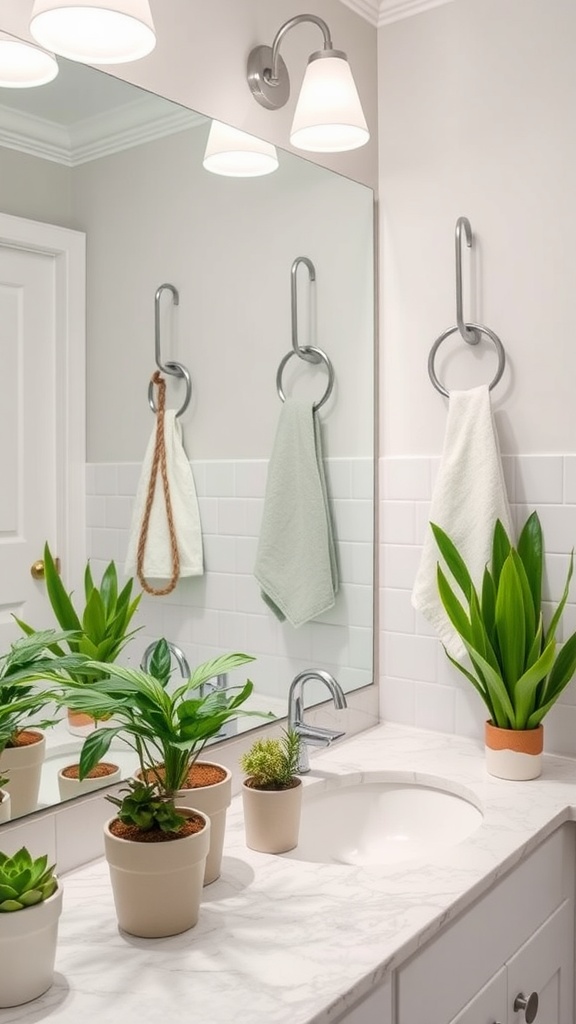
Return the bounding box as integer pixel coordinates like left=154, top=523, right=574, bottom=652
left=285, top=775, right=483, bottom=866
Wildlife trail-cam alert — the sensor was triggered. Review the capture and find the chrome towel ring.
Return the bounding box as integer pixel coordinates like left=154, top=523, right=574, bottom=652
left=276, top=256, right=335, bottom=410
left=428, top=217, right=506, bottom=397
left=148, top=283, right=192, bottom=418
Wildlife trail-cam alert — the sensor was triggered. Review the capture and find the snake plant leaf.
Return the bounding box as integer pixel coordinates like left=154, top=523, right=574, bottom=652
left=480, top=567, right=497, bottom=648
left=509, top=550, right=536, bottom=656
left=538, top=631, right=576, bottom=707
left=547, top=551, right=574, bottom=644
left=430, top=523, right=474, bottom=600
left=517, top=511, right=543, bottom=619
left=512, top=637, right=557, bottom=730
left=43, top=543, right=82, bottom=635
left=99, top=561, right=119, bottom=621
left=495, top=555, right=526, bottom=691
left=82, top=588, right=107, bottom=645
left=469, top=589, right=501, bottom=672
left=443, top=646, right=498, bottom=723
left=436, top=565, right=472, bottom=643
left=464, top=642, right=516, bottom=728
left=491, top=519, right=512, bottom=589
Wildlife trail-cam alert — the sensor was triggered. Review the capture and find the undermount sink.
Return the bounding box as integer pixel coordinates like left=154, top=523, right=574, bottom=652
left=285, top=774, right=483, bottom=866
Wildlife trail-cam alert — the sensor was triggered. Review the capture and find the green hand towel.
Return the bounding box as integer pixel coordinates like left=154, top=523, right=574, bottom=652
left=254, top=398, right=338, bottom=627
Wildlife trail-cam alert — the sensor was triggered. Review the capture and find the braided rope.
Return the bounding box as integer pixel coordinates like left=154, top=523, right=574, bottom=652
left=136, top=371, right=180, bottom=596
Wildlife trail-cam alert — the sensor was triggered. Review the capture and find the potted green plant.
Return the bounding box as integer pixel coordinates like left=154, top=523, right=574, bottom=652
left=16, top=543, right=141, bottom=736
left=0, top=847, right=62, bottom=1007
left=432, top=511, right=576, bottom=779
left=57, top=642, right=263, bottom=887
left=240, top=730, right=302, bottom=853
left=0, top=630, right=87, bottom=817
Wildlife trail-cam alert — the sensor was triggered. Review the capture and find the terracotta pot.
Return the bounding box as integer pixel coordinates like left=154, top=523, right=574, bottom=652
left=138, top=761, right=232, bottom=885
left=0, top=882, right=63, bottom=1007
left=0, top=731, right=46, bottom=817
left=103, top=808, right=210, bottom=938
left=485, top=721, right=544, bottom=780
left=0, top=788, right=10, bottom=823
left=66, top=709, right=97, bottom=737
left=58, top=761, right=121, bottom=801
left=242, top=778, right=303, bottom=854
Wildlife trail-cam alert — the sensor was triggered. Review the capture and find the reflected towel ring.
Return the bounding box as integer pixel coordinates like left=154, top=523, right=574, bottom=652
left=149, top=283, right=192, bottom=417
left=276, top=345, right=335, bottom=410
left=428, top=323, right=506, bottom=398
left=148, top=362, right=192, bottom=417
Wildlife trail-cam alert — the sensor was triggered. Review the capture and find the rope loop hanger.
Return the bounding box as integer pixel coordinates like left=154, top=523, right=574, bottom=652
left=428, top=217, right=506, bottom=398
left=276, top=256, right=335, bottom=411
left=148, top=283, right=192, bottom=417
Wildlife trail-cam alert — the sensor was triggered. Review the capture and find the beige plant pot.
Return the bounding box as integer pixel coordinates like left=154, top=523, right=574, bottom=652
left=58, top=761, right=121, bottom=801
left=0, top=882, right=63, bottom=1008
left=0, top=788, right=10, bottom=823
left=485, top=721, right=544, bottom=780
left=242, top=778, right=303, bottom=854
left=66, top=709, right=97, bottom=737
left=103, top=808, right=210, bottom=938
left=0, top=732, right=46, bottom=817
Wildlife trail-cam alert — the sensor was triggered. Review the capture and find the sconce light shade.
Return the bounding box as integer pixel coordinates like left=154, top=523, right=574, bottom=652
left=0, top=33, right=58, bottom=87
left=290, top=52, right=370, bottom=153
left=203, top=120, right=279, bottom=177
left=30, top=0, right=156, bottom=64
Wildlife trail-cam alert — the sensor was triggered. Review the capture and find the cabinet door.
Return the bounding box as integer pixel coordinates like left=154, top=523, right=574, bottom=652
left=333, top=979, right=392, bottom=1024
left=506, top=900, right=573, bottom=1024
left=448, top=968, right=507, bottom=1024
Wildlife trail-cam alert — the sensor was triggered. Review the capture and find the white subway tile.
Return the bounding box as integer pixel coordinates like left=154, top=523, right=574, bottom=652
left=381, top=457, right=431, bottom=500
left=539, top=702, right=576, bottom=758
left=379, top=674, right=415, bottom=726
left=94, top=463, right=117, bottom=496
left=116, top=463, right=141, bottom=496
left=564, top=456, right=576, bottom=505
left=236, top=574, right=266, bottom=615
left=205, top=461, right=235, bottom=497
left=245, top=613, right=280, bottom=655
left=278, top=622, right=313, bottom=660
left=414, top=681, right=456, bottom=733
left=348, top=627, right=373, bottom=671
left=235, top=536, right=258, bottom=574
left=415, top=502, right=433, bottom=545
left=351, top=459, right=374, bottom=500
left=203, top=535, right=235, bottom=573
left=332, top=499, right=373, bottom=542
left=454, top=686, right=485, bottom=740
left=501, top=455, right=516, bottom=503
left=311, top=623, right=349, bottom=663
left=235, top=460, right=268, bottom=498
left=380, top=501, right=416, bottom=544
left=515, top=455, right=563, bottom=504
left=198, top=496, right=218, bottom=533
left=218, top=610, right=248, bottom=650
left=203, top=573, right=236, bottom=613
left=105, top=495, right=132, bottom=530
left=383, top=632, right=437, bottom=682
left=86, top=495, right=106, bottom=528
left=344, top=542, right=373, bottom=586
left=343, top=583, right=373, bottom=628
left=325, top=459, right=351, bottom=498
left=381, top=588, right=415, bottom=634
left=191, top=460, right=207, bottom=498
left=530, top=504, right=576, bottom=554
left=89, top=528, right=120, bottom=562
left=218, top=498, right=246, bottom=536
left=244, top=498, right=264, bottom=537
left=85, top=463, right=96, bottom=495
left=382, top=544, right=421, bottom=590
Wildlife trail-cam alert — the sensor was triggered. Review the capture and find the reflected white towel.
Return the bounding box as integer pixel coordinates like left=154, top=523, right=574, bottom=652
left=125, top=410, right=203, bottom=580
left=411, top=385, right=512, bottom=658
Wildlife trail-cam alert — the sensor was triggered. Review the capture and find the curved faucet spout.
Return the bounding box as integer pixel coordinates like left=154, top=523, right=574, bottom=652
left=287, top=669, right=347, bottom=773
left=141, top=640, right=190, bottom=679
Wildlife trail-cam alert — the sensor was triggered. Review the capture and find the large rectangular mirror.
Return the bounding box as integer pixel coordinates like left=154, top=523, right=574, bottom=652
left=0, top=56, right=375, bottom=822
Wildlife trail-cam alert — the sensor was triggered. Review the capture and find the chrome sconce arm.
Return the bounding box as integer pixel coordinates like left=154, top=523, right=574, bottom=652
left=248, top=14, right=335, bottom=110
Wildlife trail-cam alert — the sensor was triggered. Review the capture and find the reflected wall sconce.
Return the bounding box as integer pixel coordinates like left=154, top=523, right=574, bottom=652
left=29, top=0, right=156, bottom=65
left=247, top=14, right=369, bottom=153
left=0, top=32, right=58, bottom=87
left=203, top=120, right=279, bottom=177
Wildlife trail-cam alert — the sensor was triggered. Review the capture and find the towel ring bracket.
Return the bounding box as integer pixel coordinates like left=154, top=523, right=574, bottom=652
left=276, top=346, right=335, bottom=410
left=291, top=256, right=322, bottom=364
left=150, top=283, right=191, bottom=418
left=428, top=323, right=506, bottom=398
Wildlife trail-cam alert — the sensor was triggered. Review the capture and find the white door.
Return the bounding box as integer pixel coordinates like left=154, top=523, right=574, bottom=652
left=0, top=213, right=86, bottom=650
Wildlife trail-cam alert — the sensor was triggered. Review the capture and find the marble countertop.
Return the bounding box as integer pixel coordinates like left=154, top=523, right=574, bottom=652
left=5, top=721, right=576, bottom=1024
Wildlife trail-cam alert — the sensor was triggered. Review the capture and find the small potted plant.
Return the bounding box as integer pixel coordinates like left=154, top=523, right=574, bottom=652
left=0, top=631, right=87, bottom=817
left=0, top=774, right=10, bottom=823
left=0, top=847, right=62, bottom=1007
left=241, top=730, right=302, bottom=853
left=432, top=511, right=576, bottom=780
left=16, top=543, right=141, bottom=735
left=58, top=642, right=264, bottom=886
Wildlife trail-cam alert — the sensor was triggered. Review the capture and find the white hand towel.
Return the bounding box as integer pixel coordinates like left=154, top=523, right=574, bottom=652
left=411, top=384, right=512, bottom=658
left=125, top=409, right=203, bottom=580
left=254, top=398, right=338, bottom=628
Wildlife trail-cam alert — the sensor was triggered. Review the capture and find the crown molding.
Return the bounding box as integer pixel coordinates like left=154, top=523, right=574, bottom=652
left=0, top=96, right=206, bottom=167
left=338, top=0, right=455, bottom=27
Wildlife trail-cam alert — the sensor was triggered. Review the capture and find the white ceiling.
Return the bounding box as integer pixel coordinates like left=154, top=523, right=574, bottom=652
left=339, top=0, right=455, bottom=27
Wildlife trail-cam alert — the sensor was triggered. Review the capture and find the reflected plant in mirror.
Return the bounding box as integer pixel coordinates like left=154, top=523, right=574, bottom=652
left=0, top=51, right=375, bottom=825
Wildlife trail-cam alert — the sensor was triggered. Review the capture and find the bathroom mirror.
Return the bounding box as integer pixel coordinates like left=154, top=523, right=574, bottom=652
left=0, top=57, right=374, bottom=822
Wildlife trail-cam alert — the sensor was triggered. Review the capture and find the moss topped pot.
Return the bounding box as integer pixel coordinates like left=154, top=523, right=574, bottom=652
left=241, top=731, right=302, bottom=853
left=433, top=512, right=576, bottom=780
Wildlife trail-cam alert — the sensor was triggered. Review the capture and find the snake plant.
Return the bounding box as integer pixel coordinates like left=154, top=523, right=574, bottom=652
left=432, top=512, right=576, bottom=730
left=0, top=848, right=57, bottom=912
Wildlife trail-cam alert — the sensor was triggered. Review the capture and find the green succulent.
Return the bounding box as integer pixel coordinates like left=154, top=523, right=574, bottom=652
left=432, top=511, right=576, bottom=730
left=0, top=847, right=57, bottom=912
left=16, top=543, right=142, bottom=687
left=106, top=778, right=186, bottom=834
left=241, top=730, right=300, bottom=790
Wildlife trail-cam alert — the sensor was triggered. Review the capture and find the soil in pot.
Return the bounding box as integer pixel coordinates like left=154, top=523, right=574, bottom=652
left=58, top=761, right=122, bottom=801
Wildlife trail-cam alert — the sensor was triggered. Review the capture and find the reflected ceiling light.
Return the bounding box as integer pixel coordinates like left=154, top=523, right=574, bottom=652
left=203, top=120, right=279, bottom=177
left=0, top=33, right=58, bottom=87
left=247, top=14, right=369, bottom=154
left=29, top=0, right=156, bottom=65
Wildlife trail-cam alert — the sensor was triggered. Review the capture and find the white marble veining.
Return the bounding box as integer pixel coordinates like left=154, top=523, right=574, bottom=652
left=4, top=721, right=576, bottom=1024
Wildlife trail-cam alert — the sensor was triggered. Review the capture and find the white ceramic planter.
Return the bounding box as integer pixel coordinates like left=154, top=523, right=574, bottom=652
left=0, top=882, right=63, bottom=1008
left=0, top=788, right=10, bottom=823
left=104, top=808, right=210, bottom=938
left=485, top=722, right=543, bottom=781
left=0, top=732, right=46, bottom=817
left=242, top=779, right=303, bottom=854
left=58, top=762, right=121, bottom=801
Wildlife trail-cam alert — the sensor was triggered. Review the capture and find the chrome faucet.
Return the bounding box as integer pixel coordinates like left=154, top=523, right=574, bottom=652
left=287, top=669, right=347, bottom=773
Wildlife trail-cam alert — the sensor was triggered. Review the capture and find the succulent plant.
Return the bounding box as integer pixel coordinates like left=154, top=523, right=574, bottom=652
left=241, top=730, right=300, bottom=790
left=106, top=779, right=186, bottom=834
left=0, top=847, right=57, bottom=912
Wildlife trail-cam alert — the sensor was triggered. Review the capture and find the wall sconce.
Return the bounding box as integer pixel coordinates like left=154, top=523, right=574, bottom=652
left=247, top=14, right=369, bottom=153
left=29, top=0, right=156, bottom=65
left=0, top=32, right=58, bottom=87
left=203, top=120, right=279, bottom=177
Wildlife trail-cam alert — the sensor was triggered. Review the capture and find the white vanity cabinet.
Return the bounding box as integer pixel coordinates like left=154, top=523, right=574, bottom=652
left=396, top=826, right=575, bottom=1024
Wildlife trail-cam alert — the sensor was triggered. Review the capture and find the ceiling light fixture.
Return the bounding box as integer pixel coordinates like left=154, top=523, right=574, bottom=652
left=203, top=120, right=279, bottom=177
left=0, top=32, right=58, bottom=88
left=29, top=0, right=156, bottom=65
left=247, top=14, right=369, bottom=154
